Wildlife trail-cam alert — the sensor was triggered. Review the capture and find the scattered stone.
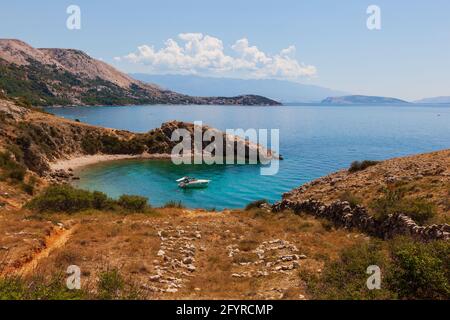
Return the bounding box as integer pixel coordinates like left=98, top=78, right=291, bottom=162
left=186, top=264, right=196, bottom=272
left=141, top=284, right=159, bottom=292
left=149, top=275, right=161, bottom=282
left=182, top=257, right=194, bottom=264
left=157, top=249, right=165, bottom=256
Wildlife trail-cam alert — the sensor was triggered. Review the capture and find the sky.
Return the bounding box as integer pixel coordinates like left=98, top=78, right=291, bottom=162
left=1, top=0, right=449, bottom=100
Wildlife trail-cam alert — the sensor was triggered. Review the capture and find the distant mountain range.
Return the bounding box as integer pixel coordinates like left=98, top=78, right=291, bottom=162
left=2, top=40, right=446, bottom=107
left=130, top=74, right=348, bottom=103
left=321, top=95, right=410, bottom=105
left=414, top=96, right=450, bottom=104
left=0, top=39, right=279, bottom=106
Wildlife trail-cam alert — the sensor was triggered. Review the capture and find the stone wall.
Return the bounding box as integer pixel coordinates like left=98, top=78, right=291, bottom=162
left=272, top=199, right=449, bottom=241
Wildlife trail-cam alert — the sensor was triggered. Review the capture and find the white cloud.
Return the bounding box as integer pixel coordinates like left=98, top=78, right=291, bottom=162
left=115, top=33, right=316, bottom=80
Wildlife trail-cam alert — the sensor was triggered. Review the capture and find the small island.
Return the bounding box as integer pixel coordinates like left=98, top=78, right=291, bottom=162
left=321, top=95, right=410, bottom=105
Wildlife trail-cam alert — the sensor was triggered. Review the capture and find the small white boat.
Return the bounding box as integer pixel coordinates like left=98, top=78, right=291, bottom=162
left=176, top=176, right=210, bottom=189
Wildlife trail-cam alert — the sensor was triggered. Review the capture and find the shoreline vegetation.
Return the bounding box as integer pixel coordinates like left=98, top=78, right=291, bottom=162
left=0, top=39, right=448, bottom=300
left=0, top=99, right=449, bottom=299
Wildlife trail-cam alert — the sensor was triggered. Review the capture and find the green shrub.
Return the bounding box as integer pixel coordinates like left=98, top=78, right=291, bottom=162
left=96, top=268, right=142, bottom=299
left=386, top=238, right=449, bottom=299
left=26, top=184, right=96, bottom=213
left=26, top=185, right=150, bottom=213
left=300, top=240, right=393, bottom=300
left=97, top=269, right=125, bottom=300
left=339, top=191, right=362, bottom=207
left=0, top=275, right=86, bottom=300
left=92, top=191, right=112, bottom=210
left=245, top=199, right=269, bottom=211
left=81, top=135, right=145, bottom=155
left=370, top=189, right=436, bottom=224
left=118, top=195, right=149, bottom=212
left=0, top=271, right=143, bottom=300
left=6, top=144, right=25, bottom=163
left=81, top=135, right=101, bottom=155
left=301, top=238, right=450, bottom=300
left=0, top=151, right=27, bottom=182
left=400, top=199, right=437, bottom=225
left=349, top=160, right=380, bottom=173
left=99, top=135, right=123, bottom=154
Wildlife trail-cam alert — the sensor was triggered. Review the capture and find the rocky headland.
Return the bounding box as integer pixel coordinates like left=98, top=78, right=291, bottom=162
left=0, top=98, right=277, bottom=182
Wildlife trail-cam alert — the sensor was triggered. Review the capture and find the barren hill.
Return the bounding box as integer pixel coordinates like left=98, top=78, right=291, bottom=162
left=0, top=39, right=281, bottom=107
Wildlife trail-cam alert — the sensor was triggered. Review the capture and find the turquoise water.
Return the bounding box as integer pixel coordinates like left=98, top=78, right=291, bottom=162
left=45, top=104, right=450, bottom=209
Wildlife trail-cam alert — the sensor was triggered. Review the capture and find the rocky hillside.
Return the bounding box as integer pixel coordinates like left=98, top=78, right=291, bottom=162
left=0, top=39, right=280, bottom=106
left=280, top=150, right=450, bottom=226
left=0, top=98, right=276, bottom=176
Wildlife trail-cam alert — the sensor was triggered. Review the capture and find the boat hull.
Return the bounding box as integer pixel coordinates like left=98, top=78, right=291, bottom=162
left=178, top=181, right=210, bottom=189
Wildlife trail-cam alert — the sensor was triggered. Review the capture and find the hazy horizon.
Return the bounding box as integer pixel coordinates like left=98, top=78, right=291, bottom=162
left=1, top=0, right=449, bottom=100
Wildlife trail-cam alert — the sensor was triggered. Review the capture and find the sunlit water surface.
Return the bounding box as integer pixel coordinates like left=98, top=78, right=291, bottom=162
left=45, top=104, right=450, bottom=209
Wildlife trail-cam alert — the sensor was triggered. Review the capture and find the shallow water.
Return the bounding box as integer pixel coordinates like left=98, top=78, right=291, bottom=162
left=45, top=104, right=450, bottom=209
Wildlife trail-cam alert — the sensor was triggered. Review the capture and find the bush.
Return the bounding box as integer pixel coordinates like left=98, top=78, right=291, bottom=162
left=0, top=151, right=27, bottom=182
left=0, top=270, right=144, bottom=300
left=370, top=189, right=436, bottom=224
left=6, top=144, right=25, bottom=163
left=92, top=191, right=112, bottom=210
left=26, top=184, right=97, bottom=213
left=300, top=240, right=393, bottom=300
left=386, top=238, right=450, bottom=299
left=118, top=195, right=149, bottom=212
left=0, top=275, right=86, bottom=300
left=339, top=191, right=362, bottom=207
left=400, top=199, right=437, bottom=225
left=81, top=135, right=146, bottom=155
left=301, top=238, right=450, bottom=300
left=349, top=160, right=380, bottom=173
left=97, top=269, right=125, bottom=300
left=26, top=185, right=150, bottom=214
left=81, top=136, right=101, bottom=155
left=245, top=199, right=269, bottom=211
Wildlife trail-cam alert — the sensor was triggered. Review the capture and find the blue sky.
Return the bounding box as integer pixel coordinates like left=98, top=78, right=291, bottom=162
left=1, top=0, right=449, bottom=100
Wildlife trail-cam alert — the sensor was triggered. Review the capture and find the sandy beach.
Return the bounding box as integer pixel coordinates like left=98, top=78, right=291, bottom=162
left=49, top=153, right=172, bottom=171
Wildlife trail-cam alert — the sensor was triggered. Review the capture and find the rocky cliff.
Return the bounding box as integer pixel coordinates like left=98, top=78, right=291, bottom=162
left=0, top=39, right=281, bottom=106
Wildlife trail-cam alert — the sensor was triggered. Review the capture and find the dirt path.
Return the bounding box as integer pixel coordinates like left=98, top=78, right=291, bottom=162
left=6, top=225, right=76, bottom=277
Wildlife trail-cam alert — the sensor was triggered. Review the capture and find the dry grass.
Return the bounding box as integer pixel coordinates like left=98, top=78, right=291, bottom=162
left=0, top=207, right=362, bottom=299
left=284, top=149, right=450, bottom=224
